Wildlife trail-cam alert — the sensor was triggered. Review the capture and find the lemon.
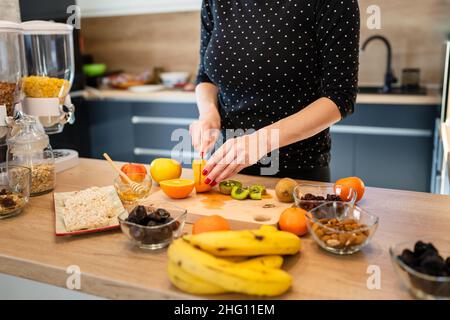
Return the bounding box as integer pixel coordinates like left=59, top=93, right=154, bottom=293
left=150, top=158, right=182, bottom=183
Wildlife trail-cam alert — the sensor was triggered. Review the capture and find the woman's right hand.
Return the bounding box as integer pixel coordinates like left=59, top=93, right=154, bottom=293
left=189, top=115, right=221, bottom=156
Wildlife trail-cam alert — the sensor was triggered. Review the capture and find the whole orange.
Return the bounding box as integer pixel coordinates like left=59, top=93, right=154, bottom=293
left=278, top=207, right=308, bottom=236
left=334, top=176, right=365, bottom=202
left=150, top=158, right=182, bottom=183
left=192, top=215, right=231, bottom=235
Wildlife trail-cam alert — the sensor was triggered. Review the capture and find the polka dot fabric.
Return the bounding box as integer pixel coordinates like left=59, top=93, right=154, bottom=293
left=196, top=0, right=360, bottom=171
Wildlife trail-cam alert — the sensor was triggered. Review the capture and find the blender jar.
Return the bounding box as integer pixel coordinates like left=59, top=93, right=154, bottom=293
left=6, top=114, right=55, bottom=196
left=21, top=21, right=75, bottom=134
left=0, top=21, right=24, bottom=163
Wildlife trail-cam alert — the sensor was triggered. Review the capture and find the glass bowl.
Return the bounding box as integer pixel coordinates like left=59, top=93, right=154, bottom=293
left=306, top=202, right=379, bottom=255
left=0, top=164, right=31, bottom=219
left=114, top=176, right=152, bottom=204
left=118, top=201, right=187, bottom=250
left=390, top=238, right=450, bottom=300
left=294, top=183, right=357, bottom=212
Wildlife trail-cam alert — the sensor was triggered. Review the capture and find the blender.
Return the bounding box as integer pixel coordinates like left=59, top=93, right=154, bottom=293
left=0, top=20, right=24, bottom=163
left=21, top=20, right=78, bottom=172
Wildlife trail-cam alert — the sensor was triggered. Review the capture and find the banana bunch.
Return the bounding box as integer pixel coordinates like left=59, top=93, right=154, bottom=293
left=167, top=225, right=302, bottom=296
left=183, top=225, right=302, bottom=256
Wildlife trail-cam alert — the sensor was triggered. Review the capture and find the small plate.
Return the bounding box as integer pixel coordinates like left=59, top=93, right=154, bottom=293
left=127, top=85, right=165, bottom=93
left=54, top=185, right=126, bottom=236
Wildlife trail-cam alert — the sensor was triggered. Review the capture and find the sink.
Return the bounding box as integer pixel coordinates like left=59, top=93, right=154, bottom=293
left=358, top=86, right=427, bottom=95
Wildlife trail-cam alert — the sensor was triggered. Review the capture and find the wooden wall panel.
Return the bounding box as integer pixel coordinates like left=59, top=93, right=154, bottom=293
left=81, top=1, right=450, bottom=86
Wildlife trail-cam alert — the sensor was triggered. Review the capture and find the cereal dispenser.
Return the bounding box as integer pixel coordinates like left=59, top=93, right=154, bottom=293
left=0, top=21, right=24, bottom=163
left=21, top=21, right=75, bottom=135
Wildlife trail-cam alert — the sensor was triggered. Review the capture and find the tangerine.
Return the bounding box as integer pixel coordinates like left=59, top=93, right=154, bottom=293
left=192, top=215, right=231, bottom=235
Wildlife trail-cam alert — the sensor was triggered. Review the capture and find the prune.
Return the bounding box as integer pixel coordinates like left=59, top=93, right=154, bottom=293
left=147, top=220, right=158, bottom=227
left=127, top=205, right=148, bottom=224
left=147, top=212, right=162, bottom=222
left=420, top=255, right=447, bottom=276
left=171, top=220, right=181, bottom=231
left=156, top=208, right=170, bottom=219
left=130, top=225, right=146, bottom=241
left=399, top=249, right=417, bottom=267
left=326, top=194, right=342, bottom=201
left=414, top=241, right=437, bottom=258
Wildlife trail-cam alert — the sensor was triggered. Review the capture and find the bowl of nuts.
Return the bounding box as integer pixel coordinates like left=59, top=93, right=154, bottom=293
left=118, top=202, right=186, bottom=250
left=306, top=202, right=379, bottom=255
left=294, top=183, right=357, bottom=212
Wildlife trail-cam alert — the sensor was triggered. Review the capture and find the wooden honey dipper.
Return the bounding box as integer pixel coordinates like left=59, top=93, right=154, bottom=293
left=102, top=153, right=147, bottom=195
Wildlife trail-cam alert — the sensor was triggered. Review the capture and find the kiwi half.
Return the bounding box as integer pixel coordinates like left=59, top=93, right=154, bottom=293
left=219, top=180, right=242, bottom=195
left=231, top=186, right=249, bottom=200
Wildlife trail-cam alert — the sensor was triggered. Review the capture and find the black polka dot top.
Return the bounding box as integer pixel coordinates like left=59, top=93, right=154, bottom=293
left=196, top=0, right=360, bottom=173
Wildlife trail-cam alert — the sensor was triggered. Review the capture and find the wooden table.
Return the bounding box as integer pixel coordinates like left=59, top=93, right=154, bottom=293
left=1, top=158, right=449, bottom=299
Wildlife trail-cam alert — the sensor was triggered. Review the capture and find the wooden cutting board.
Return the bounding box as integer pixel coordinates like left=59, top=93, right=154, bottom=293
left=141, top=188, right=292, bottom=228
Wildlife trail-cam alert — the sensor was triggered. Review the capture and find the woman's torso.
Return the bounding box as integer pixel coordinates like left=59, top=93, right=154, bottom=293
left=203, top=0, right=332, bottom=174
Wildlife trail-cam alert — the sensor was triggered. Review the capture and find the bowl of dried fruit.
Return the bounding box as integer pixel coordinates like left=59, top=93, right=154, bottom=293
left=0, top=164, right=31, bottom=219
left=390, top=239, right=450, bottom=300
left=306, top=201, right=379, bottom=255
left=118, top=202, right=186, bottom=250
left=293, top=183, right=357, bottom=212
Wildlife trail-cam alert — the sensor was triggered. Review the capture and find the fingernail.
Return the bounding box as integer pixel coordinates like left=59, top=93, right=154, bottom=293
left=200, top=151, right=204, bottom=158
left=204, top=178, right=211, bottom=184
left=202, top=169, right=208, bottom=176
left=210, top=181, right=217, bottom=187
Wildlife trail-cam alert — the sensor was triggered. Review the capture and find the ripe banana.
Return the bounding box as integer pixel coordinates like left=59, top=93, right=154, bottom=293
left=238, top=255, right=284, bottom=269
left=167, top=255, right=284, bottom=295
left=168, top=260, right=226, bottom=295
left=168, top=239, right=292, bottom=296
left=183, top=226, right=301, bottom=257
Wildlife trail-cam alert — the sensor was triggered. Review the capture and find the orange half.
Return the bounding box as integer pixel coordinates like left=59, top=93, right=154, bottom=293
left=160, top=178, right=195, bottom=199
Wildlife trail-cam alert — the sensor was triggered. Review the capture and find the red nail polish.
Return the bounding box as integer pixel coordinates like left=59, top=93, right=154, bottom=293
left=202, top=169, right=208, bottom=176
left=200, top=151, right=204, bottom=158
left=210, top=181, right=217, bottom=187
left=204, top=178, right=211, bottom=184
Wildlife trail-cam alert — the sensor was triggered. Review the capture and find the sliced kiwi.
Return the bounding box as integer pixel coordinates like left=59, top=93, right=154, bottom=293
left=249, top=190, right=262, bottom=200
left=250, top=184, right=266, bottom=195
left=231, top=186, right=249, bottom=200
left=219, top=180, right=242, bottom=195
left=249, top=185, right=264, bottom=200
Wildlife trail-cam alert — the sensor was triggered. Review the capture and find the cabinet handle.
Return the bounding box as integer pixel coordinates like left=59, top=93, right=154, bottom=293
left=132, top=116, right=195, bottom=126
left=331, top=125, right=432, bottom=137
left=134, top=147, right=198, bottom=158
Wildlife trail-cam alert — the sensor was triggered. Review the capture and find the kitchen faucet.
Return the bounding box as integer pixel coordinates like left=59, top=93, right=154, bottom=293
left=361, top=35, right=397, bottom=93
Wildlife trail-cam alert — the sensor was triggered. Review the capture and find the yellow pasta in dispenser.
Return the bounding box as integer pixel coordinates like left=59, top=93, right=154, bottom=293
left=22, top=76, right=70, bottom=98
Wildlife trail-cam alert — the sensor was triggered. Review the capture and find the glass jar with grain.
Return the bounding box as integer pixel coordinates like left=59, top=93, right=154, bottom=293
left=6, top=114, right=55, bottom=196
left=0, top=21, right=24, bottom=117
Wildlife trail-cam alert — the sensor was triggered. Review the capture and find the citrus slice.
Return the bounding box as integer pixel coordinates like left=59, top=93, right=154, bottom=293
left=160, top=179, right=195, bottom=199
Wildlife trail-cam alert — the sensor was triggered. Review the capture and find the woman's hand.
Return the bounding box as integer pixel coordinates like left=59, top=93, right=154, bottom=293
left=189, top=114, right=221, bottom=156
left=202, top=132, right=263, bottom=186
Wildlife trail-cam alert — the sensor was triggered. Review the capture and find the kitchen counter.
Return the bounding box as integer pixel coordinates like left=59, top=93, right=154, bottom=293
left=83, top=88, right=442, bottom=105
left=1, top=158, right=450, bottom=299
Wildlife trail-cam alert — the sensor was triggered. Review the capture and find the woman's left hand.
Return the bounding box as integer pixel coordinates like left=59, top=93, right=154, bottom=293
left=202, top=133, right=261, bottom=186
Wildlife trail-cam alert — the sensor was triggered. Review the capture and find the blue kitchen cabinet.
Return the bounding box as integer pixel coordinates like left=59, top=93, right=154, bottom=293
left=87, top=100, right=135, bottom=162
left=86, top=99, right=439, bottom=192
left=330, top=103, right=440, bottom=192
